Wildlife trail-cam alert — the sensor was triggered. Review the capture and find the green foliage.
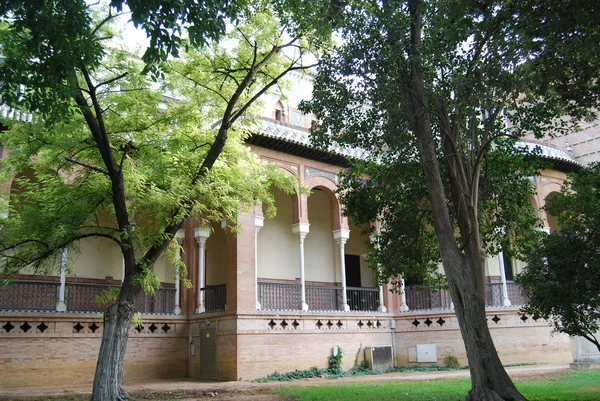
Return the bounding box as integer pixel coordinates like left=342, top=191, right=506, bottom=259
left=0, top=1, right=307, bottom=282
left=328, top=347, right=343, bottom=374
left=301, top=0, right=572, bottom=287
left=442, top=352, right=461, bottom=369
left=95, top=287, right=120, bottom=308
left=131, top=312, right=143, bottom=330
left=518, top=163, right=600, bottom=351
left=353, top=343, right=362, bottom=369
left=255, top=366, right=325, bottom=382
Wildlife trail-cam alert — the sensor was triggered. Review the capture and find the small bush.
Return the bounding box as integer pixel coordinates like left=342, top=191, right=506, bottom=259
left=328, top=346, right=343, bottom=374
left=443, top=352, right=461, bottom=368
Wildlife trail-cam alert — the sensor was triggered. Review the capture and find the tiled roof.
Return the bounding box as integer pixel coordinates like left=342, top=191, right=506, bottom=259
left=516, top=140, right=581, bottom=171
left=258, top=119, right=369, bottom=160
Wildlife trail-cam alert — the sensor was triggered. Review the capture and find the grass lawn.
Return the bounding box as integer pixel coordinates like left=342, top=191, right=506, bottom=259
left=277, top=369, right=600, bottom=401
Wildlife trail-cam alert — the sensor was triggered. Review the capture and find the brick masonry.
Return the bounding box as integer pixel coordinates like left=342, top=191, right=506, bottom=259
left=0, top=313, right=188, bottom=388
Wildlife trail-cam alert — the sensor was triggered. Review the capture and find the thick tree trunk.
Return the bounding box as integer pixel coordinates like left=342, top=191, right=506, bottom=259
left=446, top=259, right=526, bottom=401
left=405, top=1, right=528, bottom=399
left=90, top=296, right=136, bottom=401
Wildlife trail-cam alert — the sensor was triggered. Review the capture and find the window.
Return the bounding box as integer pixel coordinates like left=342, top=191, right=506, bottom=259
left=291, top=111, right=305, bottom=127
left=274, top=101, right=285, bottom=122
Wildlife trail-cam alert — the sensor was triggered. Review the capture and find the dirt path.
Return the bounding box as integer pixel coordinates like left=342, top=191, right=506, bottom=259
left=0, top=365, right=570, bottom=401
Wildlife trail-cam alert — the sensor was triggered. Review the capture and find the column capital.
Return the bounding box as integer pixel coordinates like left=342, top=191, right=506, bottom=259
left=194, top=227, right=211, bottom=243
left=292, top=222, right=310, bottom=237
left=333, top=229, right=350, bottom=244
left=175, top=229, right=185, bottom=244
left=255, top=216, right=265, bottom=232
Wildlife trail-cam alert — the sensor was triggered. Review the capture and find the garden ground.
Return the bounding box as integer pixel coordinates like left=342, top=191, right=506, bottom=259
left=1, top=364, right=592, bottom=400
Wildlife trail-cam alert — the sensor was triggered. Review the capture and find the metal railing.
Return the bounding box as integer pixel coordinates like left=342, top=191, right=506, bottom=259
left=203, top=284, right=226, bottom=313
left=347, top=287, right=380, bottom=311
left=405, top=282, right=529, bottom=311
left=0, top=279, right=176, bottom=314
left=405, top=285, right=453, bottom=311
left=259, top=282, right=380, bottom=312
left=486, top=282, right=529, bottom=307
left=0, top=279, right=59, bottom=311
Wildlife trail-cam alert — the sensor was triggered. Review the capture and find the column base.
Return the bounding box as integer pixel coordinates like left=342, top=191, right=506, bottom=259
left=173, top=306, right=182, bottom=315
left=195, top=305, right=205, bottom=314
left=301, top=302, right=309, bottom=311
left=399, top=304, right=410, bottom=312
left=502, top=298, right=512, bottom=307
left=256, top=301, right=262, bottom=310
left=343, top=304, right=350, bottom=312
left=377, top=305, right=387, bottom=313
left=55, top=302, right=67, bottom=312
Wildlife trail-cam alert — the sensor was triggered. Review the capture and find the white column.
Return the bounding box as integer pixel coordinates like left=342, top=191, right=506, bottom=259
left=334, top=229, right=351, bottom=312
left=56, top=248, right=68, bottom=312
left=369, top=234, right=387, bottom=313
left=498, top=251, right=512, bottom=307
left=292, top=223, right=310, bottom=311
left=194, top=227, right=211, bottom=314
left=399, top=276, right=410, bottom=312
left=121, top=256, right=125, bottom=284
left=173, top=229, right=185, bottom=315
left=254, top=216, right=264, bottom=310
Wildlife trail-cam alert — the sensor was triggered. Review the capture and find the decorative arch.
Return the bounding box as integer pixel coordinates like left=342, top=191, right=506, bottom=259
left=274, top=100, right=286, bottom=123
left=304, top=175, right=347, bottom=230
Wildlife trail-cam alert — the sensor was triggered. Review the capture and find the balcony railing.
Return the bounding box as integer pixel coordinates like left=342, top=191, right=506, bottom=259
left=259, top=282, right=381, bottom=312
left=347, top=287, right=381, bottom=311
left=405, top=282, right=529, bottom=311
left=203, top=284, right=226, bottom=313
left=0, top=279, right=176, bottom=314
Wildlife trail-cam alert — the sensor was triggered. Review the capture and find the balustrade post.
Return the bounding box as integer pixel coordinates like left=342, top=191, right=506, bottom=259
left=254, top=216, right=264, bottom=310
left=173, top=229, right=185, bottom=315
left=56, top=248, right=68, bottom=312
left=292, top=223, right=310, bottom=311
left=369, top=234, right=387, bottom=313
left=498, top=251, right=512, bottom=307
left=194, top=227, right=210, bottom=314
left=334, top=229, right=351, bottom=312
left=399, top=276, right=409, bottom=312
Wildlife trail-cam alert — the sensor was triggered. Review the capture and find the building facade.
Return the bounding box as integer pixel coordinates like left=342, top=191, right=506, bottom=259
left=0, top=74, right=580, bottom=388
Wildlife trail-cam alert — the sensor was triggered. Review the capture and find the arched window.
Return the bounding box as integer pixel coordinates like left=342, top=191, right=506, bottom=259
left=274, top=101, right=286, bottom=123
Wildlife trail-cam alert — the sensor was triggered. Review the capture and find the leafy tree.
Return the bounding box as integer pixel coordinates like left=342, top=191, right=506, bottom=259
left=303, top=0, right=599, bottom=400
left=0, top=1, right=321, bottom=400
left=519, top=164, right=600, bottom=352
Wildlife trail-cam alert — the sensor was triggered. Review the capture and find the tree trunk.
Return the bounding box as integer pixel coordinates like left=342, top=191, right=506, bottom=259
left=406, top=1, right=527, bottom=399
left=447, top=259, right=527, bottom=401
left=90, top=296, right=136, bottom=401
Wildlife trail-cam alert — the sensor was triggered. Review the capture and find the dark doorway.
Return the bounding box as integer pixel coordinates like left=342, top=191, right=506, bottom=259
left=199, top=326, right=217, bottom=379
left=345, top=254, right=361, bottom=288
left=503, top=253, right=514, bottom=281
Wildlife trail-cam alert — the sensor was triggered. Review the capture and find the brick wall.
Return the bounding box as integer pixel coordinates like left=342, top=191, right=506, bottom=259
left=394, top=309, right=571, bottom=366
left=0, top=312, right=188, bottom=388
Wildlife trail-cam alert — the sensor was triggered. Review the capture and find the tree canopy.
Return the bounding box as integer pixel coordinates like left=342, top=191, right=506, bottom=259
left=519, top=163, right=600, bottom=352
left=0, top=1, right=320, bottom=399
left=302, top=0, right=600, bottom=400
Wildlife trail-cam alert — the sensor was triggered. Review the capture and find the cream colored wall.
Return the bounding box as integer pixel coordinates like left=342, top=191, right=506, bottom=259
left=72, top=237, right=175, bottom=283
left=151, top=254, right=174, bottom=283
left=206, top=221, right=227, bottom=285
left=257, top=188, right=299, bottom=280
left=71, top=238, right=122, bottom=280
left=305, top=190, right=336, bottom=283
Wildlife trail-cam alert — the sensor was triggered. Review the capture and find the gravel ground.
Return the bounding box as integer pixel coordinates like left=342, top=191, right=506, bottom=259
left=0, top=365, right=571, bottom=401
